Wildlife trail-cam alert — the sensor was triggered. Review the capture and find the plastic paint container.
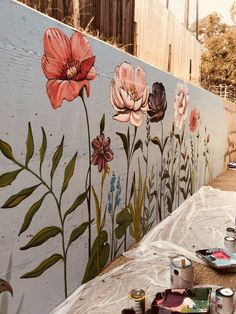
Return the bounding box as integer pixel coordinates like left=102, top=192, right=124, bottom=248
left=170, top=256, right=194, bottom=289
left=215, top=287, right=234, bottom=314
left=128, top=289, right=145, bottom=314
left=224, top=236, right=236, bottom=253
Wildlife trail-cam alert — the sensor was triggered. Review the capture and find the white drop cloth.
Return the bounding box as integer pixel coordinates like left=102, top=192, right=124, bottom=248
left=51, top=186, right=236, bottom=314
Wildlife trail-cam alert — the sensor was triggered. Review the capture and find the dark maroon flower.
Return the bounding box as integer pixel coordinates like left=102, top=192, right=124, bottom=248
left=91, top=134, right=114, bottom=172
left=147, top=82, right=167, bottom=123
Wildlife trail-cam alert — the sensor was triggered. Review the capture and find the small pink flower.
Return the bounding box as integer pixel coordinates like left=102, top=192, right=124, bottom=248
left=110, top=62, right=149, bottom=127
left=174, top=82, right=189, bottom=130
left=189, top=107, right=199, bottom=132
left=41, top=28, right=96, bottom=109
left=91, top=134, right=114, bottom=172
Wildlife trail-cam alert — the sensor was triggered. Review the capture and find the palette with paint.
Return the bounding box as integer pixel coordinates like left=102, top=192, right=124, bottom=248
left=146, top=287, right=211, bottom=313
left=196, top=248, right=236, bottom=269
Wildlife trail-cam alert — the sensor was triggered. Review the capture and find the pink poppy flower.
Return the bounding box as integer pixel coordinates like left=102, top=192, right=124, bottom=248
left=110, top=62, right=149, bottom=127
left=91, top=134, right=114, bottom=172
left=174, top=82, right=189, bottom=130
left=189, top=107, right=199, bottom=132
left=41, top=28, right=96, bottom=109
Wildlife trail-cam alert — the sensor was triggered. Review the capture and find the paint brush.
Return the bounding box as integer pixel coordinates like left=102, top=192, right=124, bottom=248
left=180, top=258, right=186, bottom=268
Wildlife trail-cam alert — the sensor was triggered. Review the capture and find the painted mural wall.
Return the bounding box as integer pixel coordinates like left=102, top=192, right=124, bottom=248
left=0, top=0, right=228, bottom=313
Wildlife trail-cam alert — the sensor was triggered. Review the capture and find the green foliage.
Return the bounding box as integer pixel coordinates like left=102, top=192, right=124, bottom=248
left=2, top=184, right=41, bottom=208
left=20, top=226, right=62, bottom=250
left=128, top=160, right=146, bottom=241
left=0, top=169, right=22, bottom=187
left=82, top=230, right=110, bottom=283
left=192, top=12, right=236, bottom=88
left=115, top=207, right=132, bottom=239
left=19, top=193, right=49, bottom=235
left=25, top=122, right=34, bottom=166
left=0, top=124, right=90, bottom=297
left=21, top=254, right=63, bottom=278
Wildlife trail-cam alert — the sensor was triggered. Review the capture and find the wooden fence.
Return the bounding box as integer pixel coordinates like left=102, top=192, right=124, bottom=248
left=134, top=0, right=201, bottom=84
left=19, top=0, right=135, bottom=53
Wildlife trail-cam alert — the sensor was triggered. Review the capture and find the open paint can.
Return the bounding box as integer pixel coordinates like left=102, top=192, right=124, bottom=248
left=215, top=287, right=234, bottom=314
left=224, top=236, right=236, bottom=253
left=170, top=256, right=194, bottom=289
left=128, top=289, right=145, bottom=314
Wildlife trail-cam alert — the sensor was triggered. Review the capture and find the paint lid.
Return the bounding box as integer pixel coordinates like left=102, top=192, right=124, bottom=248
left=224, top=236, right=236, bottom=242
left=171, top=256, right=192, bottom=268
left=226, top=227, right=236, bottom=233
left=220, top=288, right=234, bottom=297
left=128, top=289, right=145, bottom=301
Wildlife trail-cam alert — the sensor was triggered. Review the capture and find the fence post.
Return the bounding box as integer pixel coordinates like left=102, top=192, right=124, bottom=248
left=73, top=0, right=80, bottom=29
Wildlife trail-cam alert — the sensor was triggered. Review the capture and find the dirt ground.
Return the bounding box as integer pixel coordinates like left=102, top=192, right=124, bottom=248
left=101, top=169, right=236, bottom=290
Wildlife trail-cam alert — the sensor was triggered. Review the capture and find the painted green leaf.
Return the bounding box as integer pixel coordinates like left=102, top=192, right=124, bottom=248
left=0, top=139, right=15, bottom=161
left=82, top=230, right=110, bottom=284
left=61, top=152, right=77, bottom=195
left=2, top=184, right=41, bottom=208
left=115, top=207, right=132, bottom=239
left=133, top=139, right=143, bottom=154
left=161, top=169, right=170, bottom=180
left=100, top=114, right=105, bottom=134
left=92, top=186, right=100, bottom=234
left=67, top=221, right=92, bottom=250
left=25, top=122, right=34, bottom=166
left=20, top=226, right=62, bottom=250
left=0, top=279, right=13, bottom=296
left=39, top=127, right=47, bottom=173
left=63, top=190, right=87, bottom=221
left=151, top=136, right=163, bottom=153
left=116, top=132, right=129, bottom=159
left=21, top=254, right=63, bottom=278
left=50, top=136, right=64, bottom=181
left=18, top=193, right=49, bottom=235
left=0, top=169, right=22, bottom=188
left=163, top=136, right=169, bottom=151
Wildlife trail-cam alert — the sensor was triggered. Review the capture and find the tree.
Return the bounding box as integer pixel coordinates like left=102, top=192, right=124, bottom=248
left=191, top=12, right=236, bottom=89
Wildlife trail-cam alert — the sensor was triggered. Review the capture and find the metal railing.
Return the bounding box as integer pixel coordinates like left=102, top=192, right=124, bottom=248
left=209, top=84, right=236, bottom=104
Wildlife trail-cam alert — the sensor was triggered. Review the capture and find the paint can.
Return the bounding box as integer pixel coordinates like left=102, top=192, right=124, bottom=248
left=226, top=227, right=236, bottom=238
left=121, top=309, right=135, bottom=314
left=128, top=289, right=145, bottom=314
left=224, top=236, right=236, bottom=253
left=170, top=256, right=194, bottom=289
left=215, top=287, right=234, bottom=314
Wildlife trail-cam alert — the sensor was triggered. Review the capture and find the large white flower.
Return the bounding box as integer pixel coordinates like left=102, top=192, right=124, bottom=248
left=174, top=82, right=189, bottom=130
left=110, top=62, right=149, bottom=127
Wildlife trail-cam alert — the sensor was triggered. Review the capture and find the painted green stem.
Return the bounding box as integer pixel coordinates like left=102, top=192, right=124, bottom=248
left=14, top=160, right=68, bottom=298
left=124, top=126, right=137, bottom=251
left=80, top=94, right=92, bottom=258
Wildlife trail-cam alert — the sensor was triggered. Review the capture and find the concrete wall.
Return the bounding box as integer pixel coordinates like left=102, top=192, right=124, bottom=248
left=0, top=0, right=227, bottom=313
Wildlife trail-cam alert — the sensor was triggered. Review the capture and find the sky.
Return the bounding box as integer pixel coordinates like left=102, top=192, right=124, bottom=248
left=160, top=0, right=235, bottom=25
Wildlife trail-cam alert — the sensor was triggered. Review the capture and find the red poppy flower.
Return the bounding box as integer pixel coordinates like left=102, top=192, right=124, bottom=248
left=91, top=134, right=114, bottom=172
left=189, top=107, right=199, bottom=132
left=41, top=28, right=96, bottom=109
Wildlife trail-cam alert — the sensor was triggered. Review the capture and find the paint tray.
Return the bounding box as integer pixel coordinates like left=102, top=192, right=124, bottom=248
left=146, top=287, right=211, bottom=313
left=196, top=248, right=236, bottom=269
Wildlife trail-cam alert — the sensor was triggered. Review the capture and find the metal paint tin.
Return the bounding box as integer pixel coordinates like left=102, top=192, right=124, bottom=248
left=226, top=227, right=236, bottom=238
left=121, top=309, right=135, bottom=314
left=170, top=256, right=194, bottom=289
left=128, top=289, right=145, bottom=314
left=224, top=236, right=236, bottom=253
left=215, top=287, right=234, bottom=314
